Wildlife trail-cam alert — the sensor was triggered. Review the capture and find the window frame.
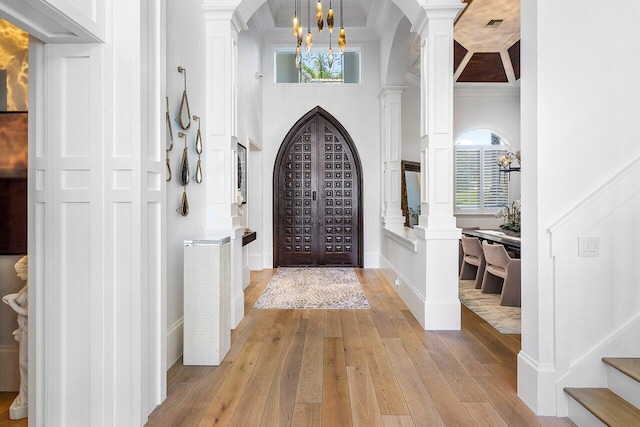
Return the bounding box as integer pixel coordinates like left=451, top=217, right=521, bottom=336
left=272, top=44, right=363, bottom=85
left=454, top=134, right=510, bottom=215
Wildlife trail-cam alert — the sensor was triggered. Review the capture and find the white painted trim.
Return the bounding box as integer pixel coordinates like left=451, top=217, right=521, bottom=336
left=0, top=345, right=19, bottom=391
left=518, top=350, right=558, bottom=416
left=166, top=317, right=184, bottom=370
left=364, top=252, right=380, bottom=269
left=382, top=226, right=418, bottom=252
left=454, top=84, right=520, bottom=97
left=379, top=254, right=426, bottom=325
left=568, top=398, right=607, bottom=427
left=249, top=254, right=263, bottom=271
left=232, top=291, right=245, bottom=329
left=549, top=155, right=640, bottom=256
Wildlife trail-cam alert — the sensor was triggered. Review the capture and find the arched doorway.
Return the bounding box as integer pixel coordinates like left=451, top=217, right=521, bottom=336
left=273, top=106, right=363, bottom=267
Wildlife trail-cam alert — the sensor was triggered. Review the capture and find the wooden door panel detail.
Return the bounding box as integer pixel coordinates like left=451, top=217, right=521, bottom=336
left=274, top=107, right=362, bottom=267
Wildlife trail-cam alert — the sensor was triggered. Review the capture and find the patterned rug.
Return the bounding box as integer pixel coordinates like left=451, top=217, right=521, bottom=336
left=253, top=267, right=370, bottom=309
left=459, top=279, right=521, bottom=334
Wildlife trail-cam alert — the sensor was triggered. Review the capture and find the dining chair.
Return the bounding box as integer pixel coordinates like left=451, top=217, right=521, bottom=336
left=481, top=241, right=521, bottom=307
left=460, top=236, right=486, bottom=289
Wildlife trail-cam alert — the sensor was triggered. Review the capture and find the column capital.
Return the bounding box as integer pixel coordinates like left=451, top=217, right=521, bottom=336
left=203, top=5, right=248, bottom=32
left=378, top=86, right=408, bottom=99
left=411, top=3, right=466, bottom=35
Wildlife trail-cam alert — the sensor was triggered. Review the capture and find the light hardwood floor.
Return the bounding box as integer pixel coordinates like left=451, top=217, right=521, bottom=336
left=147, top=269, right=574, bottom=426
left=0, top=393, right=27, bottom=427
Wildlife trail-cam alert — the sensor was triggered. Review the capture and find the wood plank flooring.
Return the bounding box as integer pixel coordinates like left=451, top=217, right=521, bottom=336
left=147, top=268, right=574, bottom=426
left=0, top=393, right=27, bottom=427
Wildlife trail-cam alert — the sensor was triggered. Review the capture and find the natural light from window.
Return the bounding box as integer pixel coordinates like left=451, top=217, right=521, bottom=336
left=275, top=48, right=360, bottom=84
left=454, top=129, right=509, bottom=213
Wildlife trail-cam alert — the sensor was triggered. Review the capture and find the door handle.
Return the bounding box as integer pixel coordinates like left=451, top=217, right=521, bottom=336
left=313, top=191, right=317, bottom=201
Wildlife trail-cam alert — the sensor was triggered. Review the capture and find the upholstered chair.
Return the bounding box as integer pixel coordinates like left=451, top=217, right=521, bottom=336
left=460, top=236, right=486, bottom=289
left=481, top=241, right=521, bottom=307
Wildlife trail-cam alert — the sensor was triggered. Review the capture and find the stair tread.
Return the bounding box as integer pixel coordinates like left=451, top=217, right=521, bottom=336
left=564, top=387, right=640, bottom=426
left=602, top=357, right=640, bottom=383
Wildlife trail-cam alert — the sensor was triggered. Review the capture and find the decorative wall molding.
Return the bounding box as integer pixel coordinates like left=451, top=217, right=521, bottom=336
left=549, top=155, right=640, bottom=256
left=166, top=317, right=184, bottom=370
left=0, top=345, right=19, bottom=391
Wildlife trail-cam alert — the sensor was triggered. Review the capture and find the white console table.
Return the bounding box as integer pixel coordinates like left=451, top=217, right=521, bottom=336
left=183, top=236, right=231, bottom=365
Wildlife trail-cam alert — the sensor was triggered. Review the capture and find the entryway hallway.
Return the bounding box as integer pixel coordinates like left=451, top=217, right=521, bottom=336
left=147, top=269, right=573, bottom=426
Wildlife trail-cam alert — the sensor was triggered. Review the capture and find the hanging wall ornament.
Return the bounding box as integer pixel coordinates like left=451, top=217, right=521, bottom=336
left=177, top=66, right=191, bottom=130
left=165, top=97, right=174, bottom=182
left=178, top=131, right=190, bottom=186
left=179, top=190, right=190, bottom=217
left=193, top=115, right=203, bottom=184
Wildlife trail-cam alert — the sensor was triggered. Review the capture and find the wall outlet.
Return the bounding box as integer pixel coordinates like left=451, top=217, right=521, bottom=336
left=578, top=237, right=599, bottom=257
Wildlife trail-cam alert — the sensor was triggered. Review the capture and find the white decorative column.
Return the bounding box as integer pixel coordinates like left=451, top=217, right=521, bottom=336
left=412, top=1, right=465, bottom=330
left=379, top=87, right=407, bottom=227
left=203, top=6, right=247, bottom=328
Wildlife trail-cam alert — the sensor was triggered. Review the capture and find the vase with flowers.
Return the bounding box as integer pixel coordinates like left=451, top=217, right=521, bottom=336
left=496, top=200, right=521, bottom=236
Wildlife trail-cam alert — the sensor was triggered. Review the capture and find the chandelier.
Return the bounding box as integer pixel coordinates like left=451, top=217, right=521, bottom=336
left=293, top=0, right=346, bottom=70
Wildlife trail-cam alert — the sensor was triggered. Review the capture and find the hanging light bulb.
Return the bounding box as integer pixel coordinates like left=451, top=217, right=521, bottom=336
left=295, top=45, right=301, bottom=69
left=338, top=0, right=346, bottom=53
left=297, top=25, right=303, bottom=45
left=306, top=0, right=313, bottom=52
left=328, top=46, right=334, bottom=68
left=317, top=0, right=324, bottom=33
left=306, top=31, right=313, bottom=52
left=327, top=0, right=334, bottom=33
left=293, top=0, right=299, bottom=36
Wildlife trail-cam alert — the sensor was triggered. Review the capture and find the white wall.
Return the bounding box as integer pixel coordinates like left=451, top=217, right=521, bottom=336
left=401, top=83, right=420, bottom=161
left=261, top=39, right=382, bottom=268
left=165, top=0, right=207, bottom=369
left=519, top=0, right=640, bottom=415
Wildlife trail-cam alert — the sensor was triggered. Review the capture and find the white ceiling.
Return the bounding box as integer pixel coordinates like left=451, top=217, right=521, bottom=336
left=266, top=0, right=373, bottom=28
left=455, top=0, right=520, bottom=51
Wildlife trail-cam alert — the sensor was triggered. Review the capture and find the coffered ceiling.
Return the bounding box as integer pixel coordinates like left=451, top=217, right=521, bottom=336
left=257, top=0, right=520, bottom=85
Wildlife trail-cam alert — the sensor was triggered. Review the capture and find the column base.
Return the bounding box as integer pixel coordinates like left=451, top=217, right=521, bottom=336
left=424, top=298, right=461, bottom=330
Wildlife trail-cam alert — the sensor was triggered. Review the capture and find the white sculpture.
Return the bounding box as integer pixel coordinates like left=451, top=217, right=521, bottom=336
left=2, top=255, right=28, bottom=420
left=236, top=188, right=244, bottom=215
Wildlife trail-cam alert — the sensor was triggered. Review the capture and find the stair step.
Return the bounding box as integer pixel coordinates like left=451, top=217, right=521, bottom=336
left=602, top=358, right=640, bottom=382
left=564, top=388, right=640, bottom=427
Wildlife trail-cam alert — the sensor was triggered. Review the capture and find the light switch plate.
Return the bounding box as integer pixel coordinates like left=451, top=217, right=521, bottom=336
left=578, top=237, right=599, bottom=257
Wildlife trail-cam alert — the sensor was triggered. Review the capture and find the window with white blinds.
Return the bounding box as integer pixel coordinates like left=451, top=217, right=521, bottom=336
left=455, top=145, right=508, bottom=212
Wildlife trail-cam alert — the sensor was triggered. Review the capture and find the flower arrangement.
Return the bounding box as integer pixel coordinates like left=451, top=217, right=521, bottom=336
left=496, top=200, right=521, bottom=234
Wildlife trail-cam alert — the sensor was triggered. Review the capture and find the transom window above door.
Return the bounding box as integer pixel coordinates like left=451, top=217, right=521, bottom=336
left=454, top=129, right=509, bottom=213
left=274, top=47, right=361, bottom=84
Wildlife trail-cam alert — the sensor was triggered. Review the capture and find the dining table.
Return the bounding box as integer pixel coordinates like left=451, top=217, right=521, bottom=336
left=462, top=228, right=521, bottom=257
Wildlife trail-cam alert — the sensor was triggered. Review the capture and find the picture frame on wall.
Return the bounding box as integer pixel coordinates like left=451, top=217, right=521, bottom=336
left=237, top=143, right=247, bottom=204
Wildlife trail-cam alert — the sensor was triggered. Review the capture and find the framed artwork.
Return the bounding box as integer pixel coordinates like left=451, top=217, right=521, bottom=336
left=0, top=112, right=28, bottom=254
left=237, top=143, right=247, bottom=204
left=401, top=160, right=421, bottom=228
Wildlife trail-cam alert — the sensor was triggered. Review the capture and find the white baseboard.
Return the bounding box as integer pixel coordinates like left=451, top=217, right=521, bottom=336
left=0, top=345, right=20, bottom=391
left=379, top=254, right=425, bottom=328
left=364, top=252, right=380, bottom=268
left=249, top=254, right=263, bottom=271
left=232, top=291, right=244, bottom=329
left=166, top=317, right=184, bottom=370
left=517, top=350, right=558, bottom=416
left=242, top=266, right=250, bottom=290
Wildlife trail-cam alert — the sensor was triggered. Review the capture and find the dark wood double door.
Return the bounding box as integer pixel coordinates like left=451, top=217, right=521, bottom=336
left=274, top=107, right=362, bottom=267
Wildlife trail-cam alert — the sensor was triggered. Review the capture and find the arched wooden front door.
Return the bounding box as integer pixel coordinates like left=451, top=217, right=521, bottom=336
left=273, top=107, right=363, bottom=267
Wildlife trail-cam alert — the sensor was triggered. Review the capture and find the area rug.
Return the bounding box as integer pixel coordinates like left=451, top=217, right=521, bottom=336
left=459, top=279, right=521, bottom=334
left=253, top=267, right=370, bottom=309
